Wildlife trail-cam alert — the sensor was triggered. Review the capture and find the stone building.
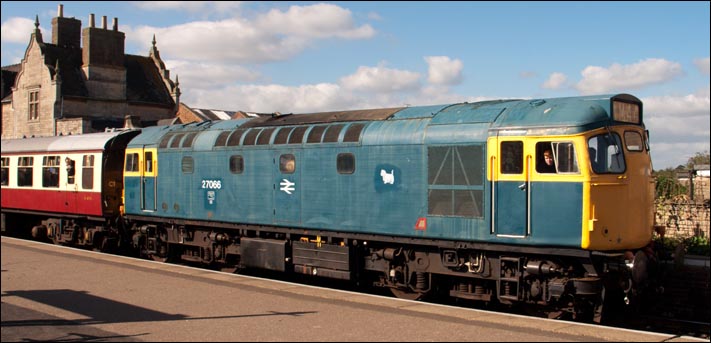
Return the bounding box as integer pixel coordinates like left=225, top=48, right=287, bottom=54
left=1, top=4, right=180, bottom=138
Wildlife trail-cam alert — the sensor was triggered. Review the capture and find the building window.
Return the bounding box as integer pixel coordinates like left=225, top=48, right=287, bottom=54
left=28, top=89, right=39, bottom=120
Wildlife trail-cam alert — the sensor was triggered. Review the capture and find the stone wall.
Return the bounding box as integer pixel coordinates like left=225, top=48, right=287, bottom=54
left=655, top=177, right=710, bottom=239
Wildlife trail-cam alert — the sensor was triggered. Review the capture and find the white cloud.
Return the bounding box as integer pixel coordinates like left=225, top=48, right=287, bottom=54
left=643, top=88, right=710, bottom=169
left=542, top=72, right=567, bottom=90
left=133, top=1, right=244, bottom=17
left=425, top=56, right=463, bottom=85
left=575, top=58, right=683, bottom=94
left=257, top=3, right=375, bottom=39
left=1, top=17, right=41, bottom=44
left=185, top=83, right=355, bottom=114
left=694, top=57, right=710, bottom=75
left=339, top=64, right=421, bottom=92
left=124, top=3, right=374, bottom=64
left=166, top=60, right=261, bottom=89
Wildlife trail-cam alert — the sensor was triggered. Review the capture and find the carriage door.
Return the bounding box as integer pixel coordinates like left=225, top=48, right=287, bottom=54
left=273, top=152, right=301, bottom=224
left=141, top=147, right=157, bottom=212
left=492, top=138, right=529, bottom=237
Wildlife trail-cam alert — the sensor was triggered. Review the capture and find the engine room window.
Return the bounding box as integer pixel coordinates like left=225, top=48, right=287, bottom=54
left=182, top=156, right=194, bottom=174
left=17, top=156, right=33, bottom=187
left=428, top=145, right=484, bottom=218
left=337, top=153, right=355, bottom=174
left=42, top=156, right=60, bottom=188
left=82, top=155, right=94, bottom=190
left=1, top=157, right=8, bottom=186
left=230, top=155, right=244, bottom=174
left=280, top=154, right=296, bottom=174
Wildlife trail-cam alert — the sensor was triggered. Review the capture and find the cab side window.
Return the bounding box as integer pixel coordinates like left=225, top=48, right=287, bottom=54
left=500, top=141, right=523, bottom=174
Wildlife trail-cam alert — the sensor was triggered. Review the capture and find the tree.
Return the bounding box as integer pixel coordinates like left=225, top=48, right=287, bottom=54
left=687, top=150, right=710, bottom=169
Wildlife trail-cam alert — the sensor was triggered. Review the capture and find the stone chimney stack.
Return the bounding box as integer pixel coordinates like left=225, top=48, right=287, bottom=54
left=82, top=12, right=125, bottom=69
left=52, top=4, right=81, bottom=48
left=81, top=10, right=127, bottom=100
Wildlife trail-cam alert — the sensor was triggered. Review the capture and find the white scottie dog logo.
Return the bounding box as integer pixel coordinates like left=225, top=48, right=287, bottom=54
left=380, top=169, right=395, bottom=184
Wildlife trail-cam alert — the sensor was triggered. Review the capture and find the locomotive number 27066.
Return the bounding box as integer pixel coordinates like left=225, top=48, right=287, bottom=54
left=201, top=180, right=222, bottom=189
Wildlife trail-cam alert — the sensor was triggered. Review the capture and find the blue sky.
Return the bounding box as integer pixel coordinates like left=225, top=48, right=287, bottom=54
left=2, top=1, right=709, bottom=169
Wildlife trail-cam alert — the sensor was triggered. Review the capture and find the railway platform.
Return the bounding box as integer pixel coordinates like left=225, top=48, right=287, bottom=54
left=1, top=236, right=706, bottom=342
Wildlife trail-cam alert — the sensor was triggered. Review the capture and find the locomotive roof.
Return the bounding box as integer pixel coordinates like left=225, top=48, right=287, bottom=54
left=1, top=129, right=138, bottom=154
left=130, top=93, right=641, bottom=148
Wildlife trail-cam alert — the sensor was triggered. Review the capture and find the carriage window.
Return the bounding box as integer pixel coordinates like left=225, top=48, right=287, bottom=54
left=588, top=133, right=625, bottom=174
left=624, top=131, right=644, bottom=152
left=337, top=153, right=355, bottom=174
left=1, top=157, right=9, bottom=186
left=17, top=156, right=33, bottom=187
left=82, top=155, right=94, bottom=190
left=230, top=155, right=244, bottom=174
left=66, top=157, right=75, bottom=184
left=42, top=156, right=61, bottom=188
left=125, top=153, right=139, bottom=172
left=280, top=154, right=295, bottom=174
left=500, top=141, right=523, bottom=174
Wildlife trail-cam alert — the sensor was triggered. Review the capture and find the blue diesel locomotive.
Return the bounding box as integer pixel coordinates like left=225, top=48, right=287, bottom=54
left=121, top=93, right=654, bottom=321
left=1, top=93, right=655, bottom=322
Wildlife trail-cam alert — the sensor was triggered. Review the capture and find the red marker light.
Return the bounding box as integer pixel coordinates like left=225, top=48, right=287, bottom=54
left=415, top=217, right=427, bottom=231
